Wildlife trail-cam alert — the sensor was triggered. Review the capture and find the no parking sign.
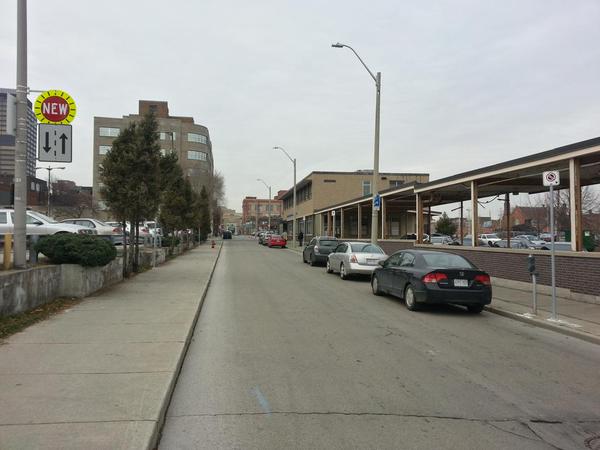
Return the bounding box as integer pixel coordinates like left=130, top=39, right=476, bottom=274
left=543, top=171, right=560, bottom=186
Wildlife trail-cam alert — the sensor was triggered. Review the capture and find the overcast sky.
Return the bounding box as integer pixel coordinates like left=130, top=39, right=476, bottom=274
left=1, top=0, right=599, bottom=215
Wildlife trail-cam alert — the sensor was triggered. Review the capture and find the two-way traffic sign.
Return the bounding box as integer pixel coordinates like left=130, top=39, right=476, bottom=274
left=38, top=124, right=72, bottom=162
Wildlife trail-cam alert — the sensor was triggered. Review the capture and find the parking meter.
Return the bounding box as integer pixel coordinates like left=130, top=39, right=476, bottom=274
left=527, top=254, right=536, bottom=275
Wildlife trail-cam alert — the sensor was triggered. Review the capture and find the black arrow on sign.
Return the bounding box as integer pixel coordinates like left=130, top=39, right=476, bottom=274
left=59, top=133, right=68, bottom=155
left=43, top=132, right=51, bottom=152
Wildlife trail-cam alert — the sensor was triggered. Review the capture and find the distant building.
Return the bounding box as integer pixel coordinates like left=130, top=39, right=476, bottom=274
left=242, top=196, right=283, bottom=232
left=0, top=88, right=47, bottom=206
left=222, top=207, right=242, bottom=233
left=279, top=170, right=429, bottom=238
left=93, top=100, right=213, bottom=209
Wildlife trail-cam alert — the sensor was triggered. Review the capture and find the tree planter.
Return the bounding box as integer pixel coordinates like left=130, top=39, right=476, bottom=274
left=59, top=258, right=123, bottom=298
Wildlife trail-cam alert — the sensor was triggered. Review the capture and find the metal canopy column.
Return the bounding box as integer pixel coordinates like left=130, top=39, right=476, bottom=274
left=340, top=208, right=345, bottom=239
left=569, top=158, right=583, bottom=251
left=357, top=204, right=362, bottom=239
left=416, top=193, right=424, bottom=244
left=381, top=197, right=386, bottom=240
left=471, top=181, right=479, bottom=247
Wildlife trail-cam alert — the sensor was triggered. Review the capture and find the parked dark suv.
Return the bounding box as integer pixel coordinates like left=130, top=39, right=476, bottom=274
left=302, top=236, right=338, bottom=266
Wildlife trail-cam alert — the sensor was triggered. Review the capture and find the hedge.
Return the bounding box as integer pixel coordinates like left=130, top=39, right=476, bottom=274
left=35, top=233, right=117, bottom=267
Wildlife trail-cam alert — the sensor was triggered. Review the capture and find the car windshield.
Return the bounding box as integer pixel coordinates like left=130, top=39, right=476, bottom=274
left=422, top=253, right=474, bottom=269
left=28, top=211, right=57, bottom=223
left=350, top=243, right=383, bottom=253
left=319, top=240, right=337, bottom=247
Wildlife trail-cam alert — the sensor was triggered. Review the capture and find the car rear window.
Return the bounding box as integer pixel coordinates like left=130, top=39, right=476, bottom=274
left=350, top=243, right=383, bottom=253
left=422, top=253, right=473, bottom=269
left=319, top=240, right=337, bottom=247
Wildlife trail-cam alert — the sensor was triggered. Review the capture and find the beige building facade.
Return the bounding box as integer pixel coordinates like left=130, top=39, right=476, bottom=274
left=280, top=171, right=429, bottom=238
left=93, top=100, right=213, bottom=210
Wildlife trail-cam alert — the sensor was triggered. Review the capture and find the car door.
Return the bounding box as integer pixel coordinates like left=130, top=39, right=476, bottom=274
left=393, top=252, right=416, bottom=297
left=23, top=212, right=47, bottom=235
left=379, top=252, right=402, bottom=293
left=304, top=238, right=316, bottom=260
left=333, top=243, right=347, bottom=271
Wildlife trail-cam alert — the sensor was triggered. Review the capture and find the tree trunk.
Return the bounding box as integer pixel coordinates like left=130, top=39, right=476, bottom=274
left=121, top=220, right=128, bottom=277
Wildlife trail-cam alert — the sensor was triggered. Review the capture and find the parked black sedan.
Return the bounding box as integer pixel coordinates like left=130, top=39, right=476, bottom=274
left=371, top=250, right=492, bottom=313
left=302, top=236, right=338, bottom=266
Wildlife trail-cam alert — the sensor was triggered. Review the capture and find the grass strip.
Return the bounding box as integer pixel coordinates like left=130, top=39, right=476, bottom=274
left=0, top=297, right=82, bottom=341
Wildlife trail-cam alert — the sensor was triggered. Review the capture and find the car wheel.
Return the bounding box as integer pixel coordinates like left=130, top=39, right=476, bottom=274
left=467, top=305, right=484, bottom=314
left=340, top=263, right=348, bottom=280
left=326, top=259, right=333, bottom=273
left=372, top=276, right=382, bottom=296
left=404, top=285, right=420, bottom=311
left=309, top=254, right=315, bottom=266
left=302, top=253, right=307, bottom=263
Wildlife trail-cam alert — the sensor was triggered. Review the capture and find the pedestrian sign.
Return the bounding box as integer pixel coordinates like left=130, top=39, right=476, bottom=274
left=373, top=194, right=381, bottom=210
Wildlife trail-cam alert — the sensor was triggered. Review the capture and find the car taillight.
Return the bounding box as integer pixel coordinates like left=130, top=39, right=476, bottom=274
left=142, top=227, right=149, bottom=232
left=474, top=274, right=491, bottom=285
left=350, top=254, right=357, bottom=263
left=422, top=272, right=448, bottom=284
left=113, top=227, right=121, bottom=233
left=77, top=229, right=87, bottom=234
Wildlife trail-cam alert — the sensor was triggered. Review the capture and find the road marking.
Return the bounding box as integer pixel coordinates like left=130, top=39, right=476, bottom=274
left=251, top=386, right=272, bottom=415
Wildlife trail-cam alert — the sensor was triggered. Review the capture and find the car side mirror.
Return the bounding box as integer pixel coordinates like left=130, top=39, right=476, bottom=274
left=378, top=260, right=386, bottom=267
left=33, top=220, right=43, bottom=225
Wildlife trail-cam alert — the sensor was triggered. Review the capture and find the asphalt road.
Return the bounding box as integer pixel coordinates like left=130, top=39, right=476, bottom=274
left=160, top=238, right=600, bottom=450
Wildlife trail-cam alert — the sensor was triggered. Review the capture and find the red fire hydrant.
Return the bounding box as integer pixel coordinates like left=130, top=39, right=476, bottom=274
left=211, top=240, right=215, bottom=249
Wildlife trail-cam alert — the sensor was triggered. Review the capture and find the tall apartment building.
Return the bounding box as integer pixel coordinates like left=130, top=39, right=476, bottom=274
left=93, top=100, right=213, bottom=209
left=0, top=88, right=37, bottom=177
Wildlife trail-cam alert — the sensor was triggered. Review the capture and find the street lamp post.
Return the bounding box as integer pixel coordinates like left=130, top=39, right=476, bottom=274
left=332, top=42, right=381, bottom=244
left=274, top=146, right=296, bottom=247
left=36, top=165, right=66, bottom=216
left=257, top=178, right=272, bottom=230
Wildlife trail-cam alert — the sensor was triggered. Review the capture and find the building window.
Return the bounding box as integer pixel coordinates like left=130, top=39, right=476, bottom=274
left=30, top=181, right=35, bottom=190
left=99, top=145, right=111, bottom=155
left=99, top=127, right=120, bottom=137
left=389, top=180, right=404, bottom=188
left=362, top=180, right=371, bottom=196
left=187, top=133, right=208, bottom=144
left=324, top=179, right=337, bottom=183
left=187, top=150, right=207, bottom=161
left=160, top=149, right=167, bottom=156
left=159, top=132, right=176, bottom=141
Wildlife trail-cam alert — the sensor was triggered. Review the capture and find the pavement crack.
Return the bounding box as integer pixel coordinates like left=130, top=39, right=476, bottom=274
left=487, top=421, right=541, bottom=443
left=522, top=422, right=565, bottom=450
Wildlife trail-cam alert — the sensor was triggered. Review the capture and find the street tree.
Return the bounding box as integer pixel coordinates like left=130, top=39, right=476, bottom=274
left=435, top=212, right=457, bottom=236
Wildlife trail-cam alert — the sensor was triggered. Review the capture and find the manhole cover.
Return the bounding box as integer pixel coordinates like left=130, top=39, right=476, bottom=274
left=585, top=435, right=600, bottom=450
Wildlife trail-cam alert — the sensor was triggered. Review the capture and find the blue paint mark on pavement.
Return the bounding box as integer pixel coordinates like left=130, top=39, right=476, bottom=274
left=251, top=386, right=271, bottom=415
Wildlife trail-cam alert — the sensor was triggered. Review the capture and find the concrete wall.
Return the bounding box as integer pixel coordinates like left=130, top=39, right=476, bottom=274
left=0, top=265, right=61, bottom=316
left=60, top=258, right=123, bottom=298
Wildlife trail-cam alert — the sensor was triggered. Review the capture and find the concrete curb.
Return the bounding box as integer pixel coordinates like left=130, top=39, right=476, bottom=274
left=150, top=241, right=224, bottom=450
left=485, top=305, right=600, bottom=346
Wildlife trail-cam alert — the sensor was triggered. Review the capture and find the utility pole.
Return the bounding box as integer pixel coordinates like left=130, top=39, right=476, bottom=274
left=14, top=0, right=28, bottom=269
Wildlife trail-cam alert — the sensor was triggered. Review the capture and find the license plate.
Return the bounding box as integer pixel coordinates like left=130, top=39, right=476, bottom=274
left=454, top=279, right=468, bottom=287
left=366, top=259, right=378, bottom=265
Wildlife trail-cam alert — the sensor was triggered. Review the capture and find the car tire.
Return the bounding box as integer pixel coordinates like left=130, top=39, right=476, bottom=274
left=309, top=254, right=315, bottom=266
left=467, top=305, right=484, bottom=314
left=326, top=260, right=333, bottom=273
left=340, top=263, right=348, bottom=280
left=372, top=276, right=382, bottom=296
left=404, top=285, right=420, bottom=311
left=302, top=253, right=307, bottom=263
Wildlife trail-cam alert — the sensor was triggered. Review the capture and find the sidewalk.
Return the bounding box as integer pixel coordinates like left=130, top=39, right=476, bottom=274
left=0, top=242, right=222, bottom=450
left=487, top=284, right=600, bottom=345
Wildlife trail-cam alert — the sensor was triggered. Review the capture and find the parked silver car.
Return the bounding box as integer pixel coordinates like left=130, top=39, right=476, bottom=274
left=61, top=218, right=123, bottom=244
left=0, top=209, right=95, bottom=236
left=326, top=242, right=387, bottom=279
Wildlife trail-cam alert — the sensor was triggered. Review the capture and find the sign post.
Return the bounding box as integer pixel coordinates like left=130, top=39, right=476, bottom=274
left=543, top=171, right=559, bottom=320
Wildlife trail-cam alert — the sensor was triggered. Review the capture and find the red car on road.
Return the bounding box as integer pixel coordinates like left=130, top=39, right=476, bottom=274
left=267, top=234, right=287, bottom=248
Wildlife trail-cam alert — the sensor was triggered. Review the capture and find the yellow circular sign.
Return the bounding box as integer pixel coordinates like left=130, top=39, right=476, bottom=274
left=34, top=90, right=77, bottom=124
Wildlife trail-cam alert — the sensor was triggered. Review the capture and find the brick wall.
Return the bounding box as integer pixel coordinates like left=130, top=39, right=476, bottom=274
left=377, top=241, right=600, bottom=297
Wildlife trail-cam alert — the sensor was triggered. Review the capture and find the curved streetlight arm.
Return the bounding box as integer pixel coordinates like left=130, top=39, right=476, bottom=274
left=332, top=42, right=377, bottom=84
left=256, top=178, right=270, bottom=190
left=274, top=146, right=294, bottom=164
